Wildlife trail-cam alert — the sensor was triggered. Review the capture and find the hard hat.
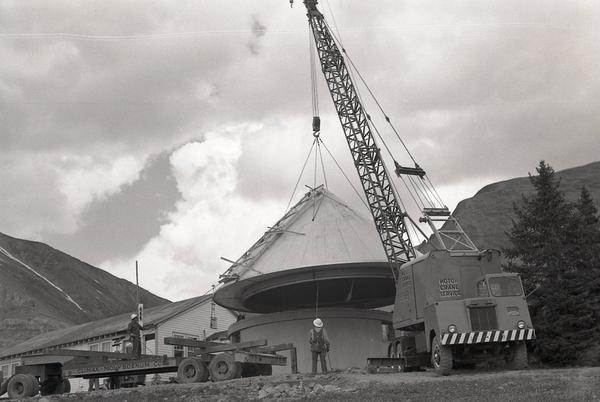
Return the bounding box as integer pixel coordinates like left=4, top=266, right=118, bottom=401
left=313, top=318, right=323, bottom=328
left=130, top=313, right=137, bottom=320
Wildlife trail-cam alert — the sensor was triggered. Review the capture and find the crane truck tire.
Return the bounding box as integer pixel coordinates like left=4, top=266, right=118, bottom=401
left=7, top=373, right=37, bottom=398
left=505, top=342, right=528, bottom=370
left=208, top=353, right=238, bottom=381
left=178, top=357, right=209, bottom=383
left=431, top=336, right=452, bottom=376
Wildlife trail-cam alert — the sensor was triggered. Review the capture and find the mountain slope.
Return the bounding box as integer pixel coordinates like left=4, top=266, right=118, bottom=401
left=0, top=232, right=169, bottom=351
left=452, top=161, right=600, bottom=252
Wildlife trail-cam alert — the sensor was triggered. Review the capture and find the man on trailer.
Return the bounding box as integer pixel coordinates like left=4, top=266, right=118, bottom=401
left=127, top=313, right=144, bottom=358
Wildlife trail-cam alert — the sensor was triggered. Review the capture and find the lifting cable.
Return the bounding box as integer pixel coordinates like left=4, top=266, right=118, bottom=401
left=319, top=140, right=370, bottom=211
left=315, top=281, right=319, bottom=319
left=309, top=27, right=320, bottom=122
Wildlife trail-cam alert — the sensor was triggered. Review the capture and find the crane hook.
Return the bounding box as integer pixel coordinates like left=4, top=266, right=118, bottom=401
left=290, top=0, right=294, bottom=8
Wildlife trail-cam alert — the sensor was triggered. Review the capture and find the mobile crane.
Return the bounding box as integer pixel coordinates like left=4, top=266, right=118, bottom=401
left=294, top=0, right=535, bottom=374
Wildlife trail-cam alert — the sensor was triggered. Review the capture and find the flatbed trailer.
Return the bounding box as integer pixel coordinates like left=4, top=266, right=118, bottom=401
left=0, top=338, right=296, bottom=399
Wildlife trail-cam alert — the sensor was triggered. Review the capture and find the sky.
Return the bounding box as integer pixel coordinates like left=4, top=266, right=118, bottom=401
left=1, top=0, right=599, bottom=301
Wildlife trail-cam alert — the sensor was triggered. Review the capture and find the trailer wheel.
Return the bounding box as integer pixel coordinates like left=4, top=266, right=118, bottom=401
left=233, top=362, right=243, bottom=379
left=55, top=378, right=71, bottom=394
left=257, top=364, right=272, bottom=376
left=209, top=354, right=238, bottom=381
left=27, top=374, right=40, bottom=396
left=431, top=336, right=452, bottom=376
left=7, top=374, right=36, bottom=398
left=40, top=380, right=57, bottom=396
left=0, top=375, right=9, bottom=396
left=178, top=357, right=209, bottom=383
left=505, top=342, right=528, bottom=370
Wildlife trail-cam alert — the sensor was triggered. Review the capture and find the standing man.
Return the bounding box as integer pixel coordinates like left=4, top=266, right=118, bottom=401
left=127, top=313, right=144, bottom=358
left=309, top=318, right=330, bottom=374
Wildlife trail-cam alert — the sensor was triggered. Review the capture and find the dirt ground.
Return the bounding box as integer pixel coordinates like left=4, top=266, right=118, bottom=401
left=5, top=367, right=600, bottom=401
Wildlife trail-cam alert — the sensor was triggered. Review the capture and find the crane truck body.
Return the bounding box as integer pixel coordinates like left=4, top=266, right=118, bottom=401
left=386, top=250, right=534, bottom=374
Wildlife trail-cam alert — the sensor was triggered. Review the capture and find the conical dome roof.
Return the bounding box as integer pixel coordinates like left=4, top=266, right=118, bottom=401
left=213, top=186, right=395, bottom=313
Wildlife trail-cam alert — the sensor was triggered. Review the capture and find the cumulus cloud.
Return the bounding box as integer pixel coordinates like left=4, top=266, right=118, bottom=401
left=248, top=16, right=267, bottom=56
left=103, top=127, right=283, bottom=300
left=0, top=149, right=145, bottom=238
left=1, top=0, right=599, bottom=299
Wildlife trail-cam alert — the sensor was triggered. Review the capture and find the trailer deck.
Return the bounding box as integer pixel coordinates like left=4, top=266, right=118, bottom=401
left=0, top=338, right=297, bottom=399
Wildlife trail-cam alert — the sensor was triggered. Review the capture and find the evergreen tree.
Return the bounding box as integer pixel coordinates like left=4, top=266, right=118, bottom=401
left=504, top=162, right=600, bottom=365
left=570, top=187, right=600, bottom=364
left=570, top=186, right=600, bottom=271
left=504, top=161, right=573, bottom=293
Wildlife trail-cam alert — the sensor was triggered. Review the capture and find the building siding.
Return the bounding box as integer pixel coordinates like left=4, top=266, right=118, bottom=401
left=154, top=302, right=237, bottom=381
left=155, top=303, right=235, bottom=356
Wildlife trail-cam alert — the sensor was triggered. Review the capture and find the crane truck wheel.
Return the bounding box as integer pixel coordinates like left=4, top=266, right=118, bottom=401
left=431, top=336, right=452, bottom=376
left=505, top=342, right=528, bottom=370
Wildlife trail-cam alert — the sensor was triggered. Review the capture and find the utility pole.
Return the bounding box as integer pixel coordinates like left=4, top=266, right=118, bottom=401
left=135, top=260, right=140, bottom=307
left=136, top=260, right=143, bottom=326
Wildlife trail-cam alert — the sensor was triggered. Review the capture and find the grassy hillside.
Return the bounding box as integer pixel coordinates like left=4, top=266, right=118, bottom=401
left=0, top=232, right=169, bottom=351
left=452, top=161, right=600, bottom=252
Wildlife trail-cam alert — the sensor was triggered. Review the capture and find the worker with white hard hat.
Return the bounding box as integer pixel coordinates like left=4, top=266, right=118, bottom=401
left=309, top=317, right=330, bottom=374
left=127, top=313, right=144, bottom=358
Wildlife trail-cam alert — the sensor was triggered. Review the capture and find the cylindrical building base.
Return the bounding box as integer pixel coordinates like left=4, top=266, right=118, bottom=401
left=228, top=307, right=392, bottom=374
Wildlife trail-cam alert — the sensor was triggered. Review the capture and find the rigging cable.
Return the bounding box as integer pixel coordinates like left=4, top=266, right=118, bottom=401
left=323, top=18, right=451, bottom=215
left=319, top=140, right=370, bottom=212
left=326, top=19, right=417, bottom=166
left=285, top=140, right=316, bottom=212
left=316, top=139, right=329, bottom=189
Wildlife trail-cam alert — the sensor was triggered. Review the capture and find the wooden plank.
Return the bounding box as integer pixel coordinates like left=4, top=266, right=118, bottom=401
left=27, top=349, right=154, bottom=359
left=163, top=338, right=267, bottom=353
left=203, top=340, right=267, bottom=353
left=290, top=347, right=298, bottom=374
left=232, top=351, right=286, bottom=366
left=163, top=337, right=220, bottom=349
left=253, top=343, right=295, bottom=353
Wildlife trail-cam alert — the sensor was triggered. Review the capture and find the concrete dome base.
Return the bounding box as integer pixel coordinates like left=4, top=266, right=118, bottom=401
left=228, top=307, right=392, bottom=374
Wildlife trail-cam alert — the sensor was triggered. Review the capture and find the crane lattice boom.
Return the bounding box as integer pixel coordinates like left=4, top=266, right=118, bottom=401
left=303, top=0, right=417, bottom=268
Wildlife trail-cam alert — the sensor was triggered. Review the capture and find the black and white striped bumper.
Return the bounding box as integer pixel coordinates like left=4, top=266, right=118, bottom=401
left=441, top=329, right=536, bottom=345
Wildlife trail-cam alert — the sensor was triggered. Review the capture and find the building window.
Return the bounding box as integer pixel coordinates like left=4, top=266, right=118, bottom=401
left=101, top=341, right=112, bottom=352
left=172, top=332, right=199, bottom=358
left=10, top=363, right=18, bottom=376
left=89, top=343, right=99, bottom=352
left=1, top=365, right=9, bottom=377
left=173, top=334, right=184, bottom=358
left=382, top=322, right=394, bottom=342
